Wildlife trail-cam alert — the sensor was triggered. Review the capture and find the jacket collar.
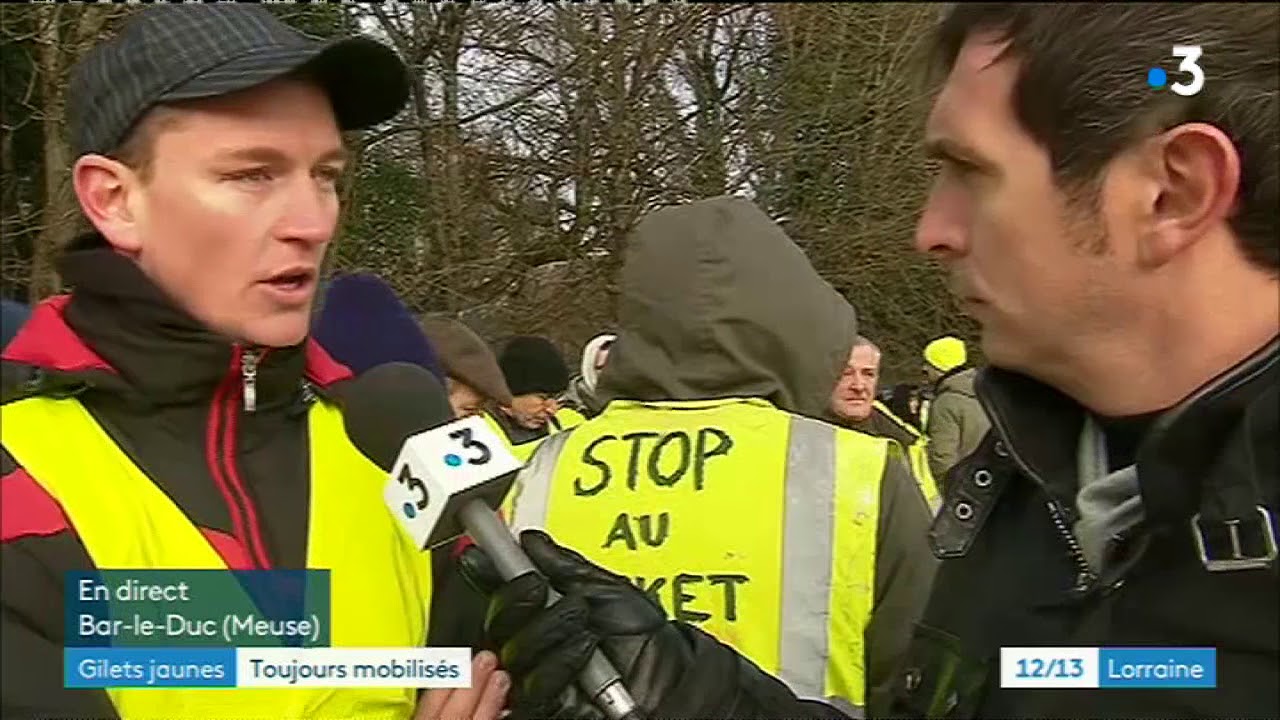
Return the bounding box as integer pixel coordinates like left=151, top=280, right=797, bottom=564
left=977, top=336, right=1280, bottom=519
left=931, top=364, right=967, bottom=393
left=2, top=235, right=352, bottom=410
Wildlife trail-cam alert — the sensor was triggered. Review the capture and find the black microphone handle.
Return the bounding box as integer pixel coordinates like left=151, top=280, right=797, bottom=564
left=457, top=500, right=644, bottom=720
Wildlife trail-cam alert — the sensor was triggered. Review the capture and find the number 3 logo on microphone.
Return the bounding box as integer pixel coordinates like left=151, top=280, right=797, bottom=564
left=443, top=428, right=492, bottom=467
left=397, top=465, right=429, bottom=519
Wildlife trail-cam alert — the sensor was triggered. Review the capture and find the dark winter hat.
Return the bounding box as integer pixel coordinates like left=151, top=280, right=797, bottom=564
left=499, top=336, right=570, bottom=397
left=313, top=273, right=444, bottom=381
left=69, top=4, right=409, bottom=158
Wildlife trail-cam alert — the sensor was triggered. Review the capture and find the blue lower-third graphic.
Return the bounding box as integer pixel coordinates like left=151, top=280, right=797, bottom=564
left=65, top=647, right=236, bottom=688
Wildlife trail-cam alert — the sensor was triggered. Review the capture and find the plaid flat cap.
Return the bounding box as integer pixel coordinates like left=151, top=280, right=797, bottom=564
left=68, top=4, right=409, bottom=158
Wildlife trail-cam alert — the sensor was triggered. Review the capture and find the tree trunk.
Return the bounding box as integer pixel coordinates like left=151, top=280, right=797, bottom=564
left=29, top=5, right=117, bottom=302
left=438, top=4, right=467, bottom=274
left=31, top=5, right=69, bottom=302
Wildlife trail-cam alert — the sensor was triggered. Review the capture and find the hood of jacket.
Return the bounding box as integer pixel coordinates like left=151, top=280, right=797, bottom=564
left=936, top=366, right=978, bottom=399
left=597, top=196, right=858, bottom=420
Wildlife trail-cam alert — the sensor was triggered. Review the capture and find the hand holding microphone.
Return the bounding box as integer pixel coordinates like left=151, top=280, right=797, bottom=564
left=457, top=529, right=703, bottom=720
left=341, top=364, right=645, bottom=720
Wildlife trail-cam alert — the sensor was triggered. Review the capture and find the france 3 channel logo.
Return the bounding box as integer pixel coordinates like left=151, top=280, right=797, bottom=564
left=1001, top=647, right=1216, bottom=690
left=1146, top=45, right=1205, bottom=97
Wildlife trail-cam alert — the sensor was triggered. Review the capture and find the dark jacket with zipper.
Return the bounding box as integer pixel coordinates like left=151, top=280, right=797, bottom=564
left=887, top=339, right=1278, bottom=719
left=0, top=240, right=460, bottom=720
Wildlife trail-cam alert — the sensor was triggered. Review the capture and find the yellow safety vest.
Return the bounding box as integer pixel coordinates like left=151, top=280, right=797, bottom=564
left=481, top=411, right=539, bottom=521
left=507, top=398, right=883, bottom=712
left=482, top=411, right=547, bottom=464
left=1, top=396, right=433, bottom=720
left=872, top=401, right=941, bottom=511
left=552, top=406, right=587, bottom=433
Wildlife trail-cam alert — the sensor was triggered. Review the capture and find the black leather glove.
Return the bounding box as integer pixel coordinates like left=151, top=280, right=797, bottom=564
left=458, top=529, right=852, bottom=720
left=457, top=529, right=691, bottom=719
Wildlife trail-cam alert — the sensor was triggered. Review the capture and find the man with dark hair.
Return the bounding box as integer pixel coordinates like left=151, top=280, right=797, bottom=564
left=452, top=4, right=1278, bottom=720
left=0, top=6, right=506, bottom=719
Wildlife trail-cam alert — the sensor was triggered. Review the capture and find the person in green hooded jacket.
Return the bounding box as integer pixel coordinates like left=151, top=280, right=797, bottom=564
left=920, top=335, right=990, bottom=486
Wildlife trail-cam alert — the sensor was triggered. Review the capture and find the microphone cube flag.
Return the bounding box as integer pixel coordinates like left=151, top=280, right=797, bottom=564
left=383, top=414, right=524, bottom=549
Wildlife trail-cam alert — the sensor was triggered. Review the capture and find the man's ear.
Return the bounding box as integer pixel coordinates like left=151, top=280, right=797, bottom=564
left=1137, top=122, right=1241, bottom=268
left=72, top=154, right=143, bottom=253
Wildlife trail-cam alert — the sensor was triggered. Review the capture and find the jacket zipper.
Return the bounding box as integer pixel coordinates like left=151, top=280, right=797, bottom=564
left=242, top=349, right=260, bottom=413
left=1046, top=500, right=1097, bottom=593
left=205, top=345, right=272, bottom=569
left=982, top=411, right=1098, bottom=593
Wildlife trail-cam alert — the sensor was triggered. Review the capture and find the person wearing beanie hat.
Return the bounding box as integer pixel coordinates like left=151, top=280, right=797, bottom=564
left=420, top=314, right=514, bottom=417
left=313, top=273, right=446, bottom=382
left=922, top=335, right=968, bottom=377
left=493, top=335, right=570, bottom=444
left=558, top=332, right=617, bottom=423
left=918, top=335, right=990, bottom=484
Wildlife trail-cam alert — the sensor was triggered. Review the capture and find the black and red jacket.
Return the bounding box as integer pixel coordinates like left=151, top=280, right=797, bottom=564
left=0, top=239, right=469, bottom=719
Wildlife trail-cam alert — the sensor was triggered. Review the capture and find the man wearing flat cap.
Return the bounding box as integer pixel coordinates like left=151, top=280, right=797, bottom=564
left=0, top=6, right=505, bottom=719
left=421, top=315, right=515, bottom=420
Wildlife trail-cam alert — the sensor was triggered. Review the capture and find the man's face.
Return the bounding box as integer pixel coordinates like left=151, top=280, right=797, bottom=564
left=508, top=393, right=557, bottom=429
left=831, top=344, right=880, bottom=422
left=922, top=364, right=942, bottom=385
left=915, top=36, right=1132, bottom=376
left=594, top=344, right=612, bottom=371
left=110, top=78, right=345, bottom=347
left=447, top=377, right=484, bottom=418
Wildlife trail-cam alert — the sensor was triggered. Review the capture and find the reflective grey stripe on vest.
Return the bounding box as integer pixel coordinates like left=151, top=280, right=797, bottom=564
left=510, top=431, right=571, bottom=532
left=509, top=415, right=853, bottom=708
left=780, top=415, right=838, bottom=701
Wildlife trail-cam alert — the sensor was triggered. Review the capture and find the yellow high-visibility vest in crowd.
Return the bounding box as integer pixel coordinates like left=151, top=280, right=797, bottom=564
left=872, top=401, right=941, bottom=511
left=551, top=406, right=587, bottom=433
left=506, top=397, right=884, bottom=712
left=1, top=397, right=433, bottom=720
left=481, top=411, right=542, bottom=520
left=482, top=411, right=543, bottom=463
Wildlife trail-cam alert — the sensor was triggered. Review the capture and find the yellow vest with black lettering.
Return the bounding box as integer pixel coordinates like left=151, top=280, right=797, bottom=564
left=872, top=401, right=940, bottom=511
left=1, top=396, right=433, bottom=720
left=506, top=398, right=883, bottom=713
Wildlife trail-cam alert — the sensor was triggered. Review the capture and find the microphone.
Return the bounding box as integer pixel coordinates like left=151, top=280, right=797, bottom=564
left=341, top=363, right=643, bottom=720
